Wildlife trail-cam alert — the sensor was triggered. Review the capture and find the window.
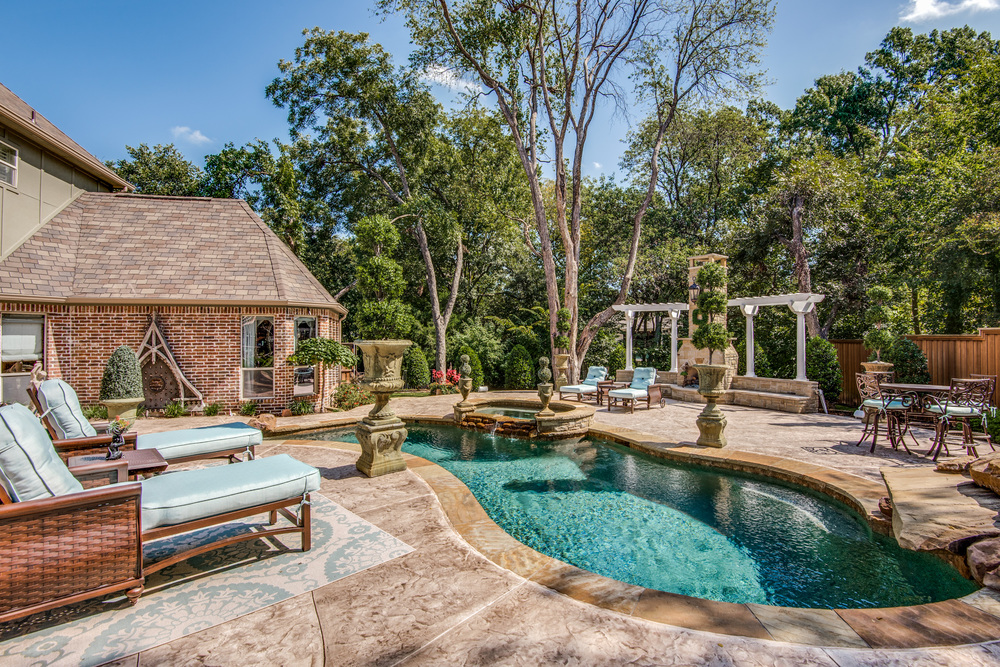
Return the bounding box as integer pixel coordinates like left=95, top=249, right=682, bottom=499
left=1, top=315, right=43, bottom=405
left=293, top=317, right=317, bottom=396
left=0, top=140, right=16, bottom=188
left=241, top=316, right=274, bottom=398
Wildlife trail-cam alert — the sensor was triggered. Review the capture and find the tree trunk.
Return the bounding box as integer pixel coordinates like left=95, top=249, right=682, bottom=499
left=413, top=218, right=464, bottom=372
left=788, top=193, right=820, bottom=337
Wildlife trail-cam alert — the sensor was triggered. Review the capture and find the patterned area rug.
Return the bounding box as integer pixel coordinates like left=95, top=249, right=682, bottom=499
left=0, top=494, right=412, bottom=667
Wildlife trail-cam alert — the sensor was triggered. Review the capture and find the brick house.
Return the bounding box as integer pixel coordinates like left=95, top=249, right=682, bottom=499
left=0, top=82, right=347, bottom=414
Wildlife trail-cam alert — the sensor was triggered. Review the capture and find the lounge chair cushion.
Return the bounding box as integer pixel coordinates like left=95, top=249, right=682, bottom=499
left=137, top=422, right=262, bottom=461
left=630, top=367, right=657, bottom=391
left=139, top=454, right=321, bottom=530
left=0, top=403, right=84, bottom=502
left=608, top=387, right=649, bottom=401
left=34, top=379, right=98, bottom=439
left=560, top=384, right=599, bottom=395
left=581, top=366, right=608, bottom=387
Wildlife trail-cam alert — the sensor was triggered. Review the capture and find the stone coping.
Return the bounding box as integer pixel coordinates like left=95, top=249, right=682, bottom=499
left=274, top=420, right=1000, bottom=649
left=461, top=396, right=596, bottom=419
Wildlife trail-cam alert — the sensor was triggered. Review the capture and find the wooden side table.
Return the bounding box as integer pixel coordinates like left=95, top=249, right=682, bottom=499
left=69, top=449, right=168, bottom=486
left=596, top=381, right=623, bottom=407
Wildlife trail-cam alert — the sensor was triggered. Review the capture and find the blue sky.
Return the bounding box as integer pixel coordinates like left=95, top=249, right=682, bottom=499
left=4, top=0, right=1000, bottom=180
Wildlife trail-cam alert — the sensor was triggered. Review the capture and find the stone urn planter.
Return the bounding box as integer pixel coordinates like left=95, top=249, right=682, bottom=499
left=103, top=398, right=145, bottom=422
left=553, top=353, right=570, bottom=390
left=861, top=361, right=894, bottom=374
left=354, top=339, right=412, bottom=477
left=694, top=363, right=728, bottom=448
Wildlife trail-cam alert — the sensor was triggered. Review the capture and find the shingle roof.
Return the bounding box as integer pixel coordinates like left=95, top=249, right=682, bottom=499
left=0, top=193, right=345, bottom=314
left=0, top=82, right=131, bottom=191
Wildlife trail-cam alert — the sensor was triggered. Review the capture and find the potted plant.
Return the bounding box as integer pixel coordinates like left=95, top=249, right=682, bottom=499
left=862, top=285, right=895, bottom=373
left=100, top=345, right=145, bottom=420
left=689, top=262, right=731, bottom=447
left=286, top=337, right=358, bottom=411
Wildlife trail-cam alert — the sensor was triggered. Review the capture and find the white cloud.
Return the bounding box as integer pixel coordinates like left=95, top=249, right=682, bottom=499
left=170, top=126, right=212, bottom=145
left=593, top=162, right=602, bottom=170
left=901, top=0, right=999, bottom=22
left=421, top=64, right=479, bottom=94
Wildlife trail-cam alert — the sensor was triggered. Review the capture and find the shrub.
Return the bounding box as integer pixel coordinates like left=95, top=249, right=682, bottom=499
left=402, top=344, right=431, bottom=388
left=289, top=398, right=315, bottom=416
left=334, top=383, right=374, bottom=410
left=736, top=339, right=773, bottom=378
left=286, top=338, right=357, bottom=368
left=505, top=344, right=535, bottom=389
left=239, top=401, right=258, bottom=416
left=607, top=344, right=626, bottom=376
left=164, top=400, right=188, bottom=418
left=203, top=402, right=222, bottom=417
left=806, top=337, right=843, bottom=400
left=99, top=346, right=144, bottom=401
left=863, top=285, right=895, bottom=361
left=690, top=263, right=731, bottom=363
left=883, top=338, right=932, bottom=384
left=82, top=404, right=108, bottom=420
left=455, top=345, right=484, bottom=388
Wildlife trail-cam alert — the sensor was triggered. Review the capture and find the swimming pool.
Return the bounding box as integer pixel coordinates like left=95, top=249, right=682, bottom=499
left=302, top=423, right=976, bottom=608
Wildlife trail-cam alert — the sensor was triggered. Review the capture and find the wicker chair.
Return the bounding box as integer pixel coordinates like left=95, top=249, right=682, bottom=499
left=28, top=379, right=258, bottom=464
left=0, top=403, right=318, bottom=623
left=924, top=378, right=995, bottom=459
left=606, top=367, right=664, bottom=413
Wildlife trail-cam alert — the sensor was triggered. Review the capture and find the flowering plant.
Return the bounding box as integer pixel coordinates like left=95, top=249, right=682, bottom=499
left=107, top=416, right=134, bottom=436
left=431, top=369, right=461, bottom=385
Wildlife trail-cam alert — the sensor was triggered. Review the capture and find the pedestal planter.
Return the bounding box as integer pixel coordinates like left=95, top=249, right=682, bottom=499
left=553, top=353, right=570, bottom=390
left=454, top=356, right=476, bottom=423
left=694, top=364, right=728, bottom=448
left=102, top=398, right=144, bottom=421
left=861, top=361, right=894, bottom=374
left=354, top=340, right=412, bottom=477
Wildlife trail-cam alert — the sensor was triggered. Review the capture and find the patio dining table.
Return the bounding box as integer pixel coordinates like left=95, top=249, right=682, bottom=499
left=879, top=382, right=951, bottom=455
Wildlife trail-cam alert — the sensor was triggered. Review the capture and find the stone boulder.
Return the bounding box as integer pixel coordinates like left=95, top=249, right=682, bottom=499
left=247, top=413, right=277, bottom=433
left=967, top=538, right=1000, bottom=589
left=936, top=456, right=977, bottom=474
left=969, top=452, right=1000, bottom=496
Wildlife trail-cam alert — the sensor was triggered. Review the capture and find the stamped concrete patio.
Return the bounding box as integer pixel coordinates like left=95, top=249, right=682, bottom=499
left=118, top=392, right=1000, bottom=666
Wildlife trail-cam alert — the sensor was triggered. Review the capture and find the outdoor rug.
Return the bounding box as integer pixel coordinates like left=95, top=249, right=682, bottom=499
left=0, top=494, right=413, bottom=667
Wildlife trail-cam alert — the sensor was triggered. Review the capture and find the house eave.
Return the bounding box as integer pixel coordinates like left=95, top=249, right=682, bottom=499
left=0, top=295, right=347, bottom=317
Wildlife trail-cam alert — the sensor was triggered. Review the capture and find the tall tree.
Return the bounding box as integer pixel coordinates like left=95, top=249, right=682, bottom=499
left=106, top=144, right=203, bottom=196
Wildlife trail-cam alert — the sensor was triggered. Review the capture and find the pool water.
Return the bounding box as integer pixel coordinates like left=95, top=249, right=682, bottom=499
left=304, top=424, right=976, bottom=608
left=474, top=407, right=539, bottom=419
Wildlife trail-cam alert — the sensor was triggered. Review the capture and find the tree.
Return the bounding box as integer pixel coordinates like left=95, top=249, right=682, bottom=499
left=351, top=215, right=414, bottom=339
left=106, top=144, right=203, bottom=196
left=382, top=0, right=775, bottom=382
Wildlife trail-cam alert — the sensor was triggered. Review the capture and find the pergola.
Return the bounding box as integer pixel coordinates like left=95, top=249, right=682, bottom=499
left=612, top=292, right=825, bottom=381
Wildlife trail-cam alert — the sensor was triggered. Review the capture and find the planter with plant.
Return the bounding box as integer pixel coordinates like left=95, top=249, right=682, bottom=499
left=286, top=338, right=358, bottom=411
left=552, top=308, right=572, bottom=390
left=689, top=262, right=732, bottom=447
left=99, top=345, right=145, bottom=421
left=862, top=285, right=895, bottom=373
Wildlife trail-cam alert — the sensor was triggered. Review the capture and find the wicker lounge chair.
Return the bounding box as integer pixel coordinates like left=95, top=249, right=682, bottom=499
left=606, top=367, right=664, bottom=413
left=558, top=366, right=608, bottom=402
left=0, top=403, right=319, bottom=623
left=29, top=379, right=259, bottom=463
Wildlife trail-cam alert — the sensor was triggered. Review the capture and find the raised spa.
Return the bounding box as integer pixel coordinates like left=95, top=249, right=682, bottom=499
left=304, top=424, right=976, bottom=609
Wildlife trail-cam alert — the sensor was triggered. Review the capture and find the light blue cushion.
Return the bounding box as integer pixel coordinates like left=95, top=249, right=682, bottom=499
left=581, top=366, right=608, bottom=387
left=35, top=379, right=98, bottom=439
left=927, top=405, right=981, bottom=417
left=137, top=422, right=262, bottom=461
left=560, top=384, right=599, bottom=394
left=608, top=387, right=649, bottom=400
left=861, top=398, right=907, bottom=410
left=139, top=454, right=320, bottom=530
left=0, top=403, right=84, bottom=502
left=630, top=367, right=657, bottom=390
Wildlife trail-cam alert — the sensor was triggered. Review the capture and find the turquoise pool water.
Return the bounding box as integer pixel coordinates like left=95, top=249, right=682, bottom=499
left=474, top=407, right=539, bottom=419
left=302, top=424, right=976, bottom=608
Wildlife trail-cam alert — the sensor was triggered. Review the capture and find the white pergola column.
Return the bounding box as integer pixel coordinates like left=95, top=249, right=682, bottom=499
left=667, top=309, right=681, bottom=373
left=739, top=304, right=760, bottom=377
left=625, top=310, right=634, bottom=371
left=788, top=301, right=817, bottom=381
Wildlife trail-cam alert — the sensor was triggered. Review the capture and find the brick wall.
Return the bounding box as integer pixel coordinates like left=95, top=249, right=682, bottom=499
left=0, top=302, right=343, bottom=414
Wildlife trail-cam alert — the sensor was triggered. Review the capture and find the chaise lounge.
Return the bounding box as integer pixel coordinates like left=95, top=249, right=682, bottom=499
left=29, top=379, right=260, bottom=463
left=0, top=402, right=319, bottom=623
left=606, top=367, right=664, bottom=413
left=558, top=366, right=608, bottom=402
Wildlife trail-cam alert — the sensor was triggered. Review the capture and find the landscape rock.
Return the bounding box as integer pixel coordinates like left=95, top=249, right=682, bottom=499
left=936, top=456, right=977, bottom=474
left=969, top=452, right=1000, bottom=495
left=878, top=496, right=893, bottom=518
left=248, top=414, right=277, bottom=432
left=967, top=538, right=1000, bottom=588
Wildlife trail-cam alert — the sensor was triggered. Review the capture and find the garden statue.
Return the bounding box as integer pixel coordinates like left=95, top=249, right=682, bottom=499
left=537, top=356, right=555, bottom=417
left=354, top=339, right=412, bottom=477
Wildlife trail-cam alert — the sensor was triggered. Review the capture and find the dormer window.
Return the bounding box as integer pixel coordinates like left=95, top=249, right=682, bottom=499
left=0, top=140, right=16, bottom=187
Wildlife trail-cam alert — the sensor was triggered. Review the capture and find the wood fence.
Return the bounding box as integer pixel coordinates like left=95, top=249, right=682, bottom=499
left=832, top=328, right=1000, bottom=404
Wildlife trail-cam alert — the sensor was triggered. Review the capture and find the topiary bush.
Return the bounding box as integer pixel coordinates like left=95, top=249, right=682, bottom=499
left=505, top=345, right=535, bottom=389
left=883, top=338, right=932, bottom=384
left=690, top=262, right=731, bottom=363
left=863, top=285, right=895, bottom=362
left=402, top=344, right=431, bottom=388
left=806, top=336, right=843, bottom=400
left=334, top=383, right=374, bottom=410
left=99, top=346, right=144, bottom=401
left=455, top=345, right=484, bottom=388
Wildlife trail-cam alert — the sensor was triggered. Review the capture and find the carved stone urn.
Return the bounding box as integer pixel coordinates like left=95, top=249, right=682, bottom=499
left=553, top=353, right=570, bottom=390
left=453, top=354, right=476, bottom=423
left=537, top=357, right=555, bottom=417
left=694, top=363, right=728, bottom=448
left=354, top=339, right=412, bottom=477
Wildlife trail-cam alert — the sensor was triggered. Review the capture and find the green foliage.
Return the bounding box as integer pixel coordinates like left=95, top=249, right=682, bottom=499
left=505, top=345, right=535, bottom=390
left=286, top=338, right=358, bottom=368
left=203, top=402, right=222, bottom=417
left=82, top=404, right=108, bottom=420
left=289, top=398, right=315, bottom=416
left=883, top=338, right=932, bottom=384
left=106, top=144, right=203, bottom=196
left=99, top=346, right=144, bottom=401
left=634, top=346, right=671, bottom=370
left=607, top=344, right=627, bottom=376
left=806, top=337, right=843, bottom=399
left=354, top=301, right=413, bottom=340
left=402, top=344, right=431, bottom=388
left=698, top=290, right=728, bottom=316
left=163, top=401, right=188, bottom=418
left=429, top=382, right=459, bottom=395
left=556, top=308, right=572, bottom=331
left=691, top=323, right=731, bottom=363
left=736, top=339, right=773, bottom=378
left=334, top=383, right=375, bottom=409
left=582, top=329, right=621, bottom=376
left=691, top=263, right=731, bottom=363
left=239, top=401, right=258, bottom=416
left=554, top=335, right=571, bottom=349
left=696, top=261, right=727, bottom=292
left=455, top=345, right=484, bottom=388
left=450, top=321, right=505, bottom=388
